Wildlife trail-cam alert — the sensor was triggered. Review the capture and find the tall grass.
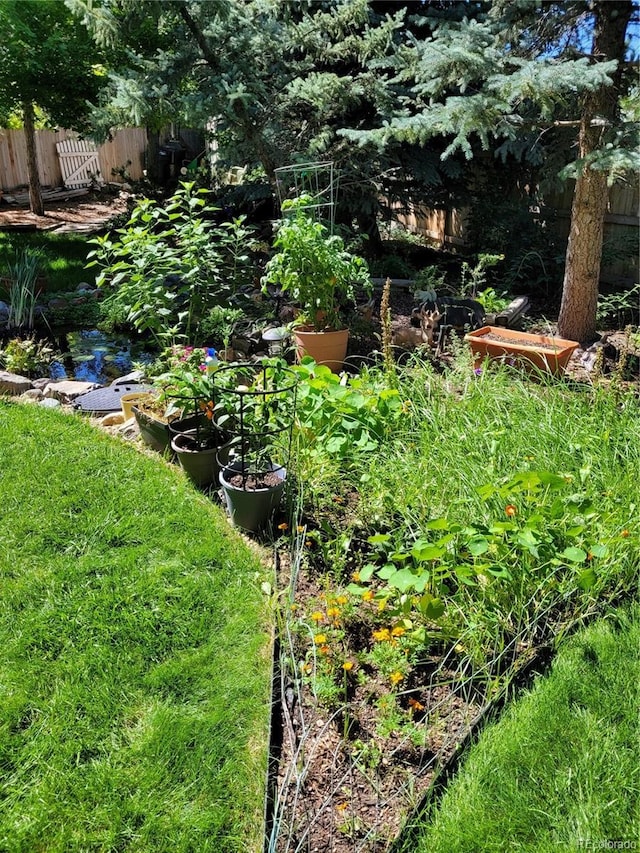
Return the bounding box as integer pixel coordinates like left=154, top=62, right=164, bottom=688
left=0, top=401, right=272, bottom=853
left=411, top=605, right=640, bottom=852
left=0, top=232, right=93, bottom=295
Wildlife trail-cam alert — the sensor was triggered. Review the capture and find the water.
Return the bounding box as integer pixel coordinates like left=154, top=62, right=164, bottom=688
left=50, top=330, right=154, bottom=384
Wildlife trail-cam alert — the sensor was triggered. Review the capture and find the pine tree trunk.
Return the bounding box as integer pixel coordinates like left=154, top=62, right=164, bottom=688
left=557, top=1, right=633, bottom=343
left=22, top=100, right=44, bottom=216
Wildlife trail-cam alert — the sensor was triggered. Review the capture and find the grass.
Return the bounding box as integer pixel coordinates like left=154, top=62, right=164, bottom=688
left=0, top=231, right=94, bottom=295
left=410, top=605, right=640, bottom=852
left=0, top=400, right=272, bottom=853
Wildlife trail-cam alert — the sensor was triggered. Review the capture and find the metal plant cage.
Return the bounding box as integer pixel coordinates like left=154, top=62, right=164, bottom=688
left=274, top=160, right=337, bottom=231
left=212, top=362, right=298, bottom=490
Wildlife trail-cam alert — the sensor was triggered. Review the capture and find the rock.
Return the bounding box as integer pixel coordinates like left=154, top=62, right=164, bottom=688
left=47, top=297, right=69, bottom=311
left=112, top=370, right=146, bottom=385
left=0, top=300, right=9, bottom=317
left=76, top=282, right=93, bottom=293
left=117, top=418, right=140, bottom=441
left=31, top=377, right=53, bottom=390
left=43, top=380, right=100, bottom=403
left=39, top=397, right=61, bottom=409
left=21, top=388, right=44, bottom=401
left=100, top=412, right=125, bottom=426
left=0, top=370, right=33, bottom=395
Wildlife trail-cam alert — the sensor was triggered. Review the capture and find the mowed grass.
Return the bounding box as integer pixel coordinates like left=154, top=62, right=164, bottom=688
left=412, top=605, right=640, bottom=852
left=0, top=401, right=272, bottom=853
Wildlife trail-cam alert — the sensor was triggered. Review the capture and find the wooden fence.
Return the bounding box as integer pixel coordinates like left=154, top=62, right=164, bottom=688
left=0, top=127, right=148, bottom=191
left=0, top=127, right=205, bottom=193
left=395, top=179, right=639, bottom=285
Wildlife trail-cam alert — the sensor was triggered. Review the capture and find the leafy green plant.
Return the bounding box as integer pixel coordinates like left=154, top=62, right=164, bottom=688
left=292, top=359, right=405, bottom=462
left=596, top=283, right=640, bottom=327
left=476, top=286, right=512, bottom=315
left=87, top=182, right=257, bottom=345
left=199, top=305, right=245, bottom=350
left=460, top=253, right=504, bottom=298
left=261, top=195, right=371, bottom=331
left=5, top=249, right=43, bottom=330
left=0, top=336, right=57, bottom=377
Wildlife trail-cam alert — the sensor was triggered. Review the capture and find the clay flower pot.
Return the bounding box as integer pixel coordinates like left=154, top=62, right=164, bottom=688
left=293, top=326, right=349, bottom=372
left=465, top=326, right=579, bottom=375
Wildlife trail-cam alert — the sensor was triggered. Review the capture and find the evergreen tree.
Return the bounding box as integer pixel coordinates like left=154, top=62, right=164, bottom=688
left=343, top=0, right=638, bottom=342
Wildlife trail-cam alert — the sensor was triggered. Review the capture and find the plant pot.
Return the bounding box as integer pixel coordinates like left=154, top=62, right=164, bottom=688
left=464, top=326, right=580, bottom=375
left=219, top=460, right=286, bottom=533
left=293, top=327, right=349, bottom=372
left=121, top=391, right=153, bottom=420
left=132, top=405, right=171, bottom=453
left=171, top=430, right=231, bottom=488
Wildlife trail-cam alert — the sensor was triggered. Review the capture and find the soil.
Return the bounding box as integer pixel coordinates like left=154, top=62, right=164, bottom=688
left=0, top=190, right=130, bottom=233
left=228, top=470, right=283, bottom=490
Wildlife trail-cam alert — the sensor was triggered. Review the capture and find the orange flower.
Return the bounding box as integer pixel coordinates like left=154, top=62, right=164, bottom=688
left=305, top=539, right=313, bottom=548
left=621, top=530, right=630, bottom=537
left=505, top=504, right=517, bottom=517
left=342, top=660, right=354, bottom=671
left=333, top=495, right=345, bottom=504
left=362, top=590, right=374, bottom=601
left=372, top=628, right=391, bottom=643
left=296, top=525, right=305, bottom=533
left=311, top=611, right=324, bottom=622
left=389, top=671, right=404, bottom=686
left=319, top=644, right=331, bottom=655
left=408, top=697, right=425, bottom=712
left=277, top=522, right=289, bottom=531
left=335, top=802, right=348, bottom=812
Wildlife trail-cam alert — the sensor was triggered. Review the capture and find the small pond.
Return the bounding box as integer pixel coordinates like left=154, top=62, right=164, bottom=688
left=50, top=330, right=155, bottom=384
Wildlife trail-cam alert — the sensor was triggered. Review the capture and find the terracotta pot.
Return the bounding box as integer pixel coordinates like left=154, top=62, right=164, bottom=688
left=464, top=326, right=579, bottom=375
left=293, top=327, right=349, bottom=372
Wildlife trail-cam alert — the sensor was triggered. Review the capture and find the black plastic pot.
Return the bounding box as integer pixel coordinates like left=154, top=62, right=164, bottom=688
left=132, top=405, right=171, bottom=453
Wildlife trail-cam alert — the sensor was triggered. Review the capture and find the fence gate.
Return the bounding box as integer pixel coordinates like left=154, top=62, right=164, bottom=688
left=56, top=138, right=103, bottom=188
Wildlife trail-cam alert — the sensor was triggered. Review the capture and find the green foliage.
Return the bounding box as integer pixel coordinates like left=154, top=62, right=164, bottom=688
left=199, top=305, right=245, bottom=349
left=262, top=196, right=371, bottom=331
left=0, top=0, right=106, bottom=129
left=4, top=249, right=43, bottom=331
left=87, top=182, right=258, bottom=345
left=0, top=337, right=57, bottom=377
left=292, top=359, right=405, bottom=463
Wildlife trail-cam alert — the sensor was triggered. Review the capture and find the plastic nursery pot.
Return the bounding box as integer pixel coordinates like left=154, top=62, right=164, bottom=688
left=131, top=405, right=172, bottom=453
left=464, top=326, right=580, bottom=376
left=293, top=327, right=349, bottom=372
left=170, top=430, right=231, bottom=489
left=121, top=391, right=153, bottom=421
left=218, top=460, right=286, bottom=533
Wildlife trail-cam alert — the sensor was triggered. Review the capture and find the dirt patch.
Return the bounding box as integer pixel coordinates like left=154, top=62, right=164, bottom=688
left=0, top=190, right=131, bottom=233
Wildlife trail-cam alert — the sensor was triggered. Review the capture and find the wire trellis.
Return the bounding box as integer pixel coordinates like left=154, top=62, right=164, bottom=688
left=274, top=161, right=338, bottom=232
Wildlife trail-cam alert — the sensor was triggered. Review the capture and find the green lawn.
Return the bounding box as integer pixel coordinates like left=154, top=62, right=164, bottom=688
left=0, top=400, right=272, bottom=853
left=411, top=606, right=640, bottom=852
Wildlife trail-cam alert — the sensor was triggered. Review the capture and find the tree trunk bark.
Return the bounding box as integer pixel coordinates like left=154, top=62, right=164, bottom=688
left=22, top=100, right=44, bottom=216
left=557, top=1, right=633, bottom=343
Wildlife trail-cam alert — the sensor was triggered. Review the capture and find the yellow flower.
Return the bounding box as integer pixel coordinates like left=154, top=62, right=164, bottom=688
left=352, top=571, right=361, bottom=582
left=342, top=660, right=354, bottom=671
left=336, top=595, right=348, bottom=605
left=315, top=633, right=327, bottom=644
left=621, top=529, right=630, bottom=537
left=336, top=802, right=348, bottom=812
left=389, top=671, right=404, bottom=686
left=311, top=611, right=324, bottom=622
left=327, top=606, right=341, bottom=619
left=362, top=590, right=374, bottom=601
left=391, top=626, right=406, bottom=637
left=296, top=525, right=305, bottom=533
left=372, top=628, right=391, bottom=642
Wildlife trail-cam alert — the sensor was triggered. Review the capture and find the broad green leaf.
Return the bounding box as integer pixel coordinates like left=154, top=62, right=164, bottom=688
left=578, top=567, right=597, bottom=589
left=561, top=546, right=587, bottom=563
left=388, top=568, right=419, bottom=593
left=368, top=533, right=391, bottom=545
left=468, top=537, right=490, bottom=556
left=359, top=563, right=376, bottom=582
left=424, top=518, right=450, bottom=530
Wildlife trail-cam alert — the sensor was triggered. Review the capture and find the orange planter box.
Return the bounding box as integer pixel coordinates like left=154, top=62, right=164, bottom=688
left=464, top=326, right=580, bottom=375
